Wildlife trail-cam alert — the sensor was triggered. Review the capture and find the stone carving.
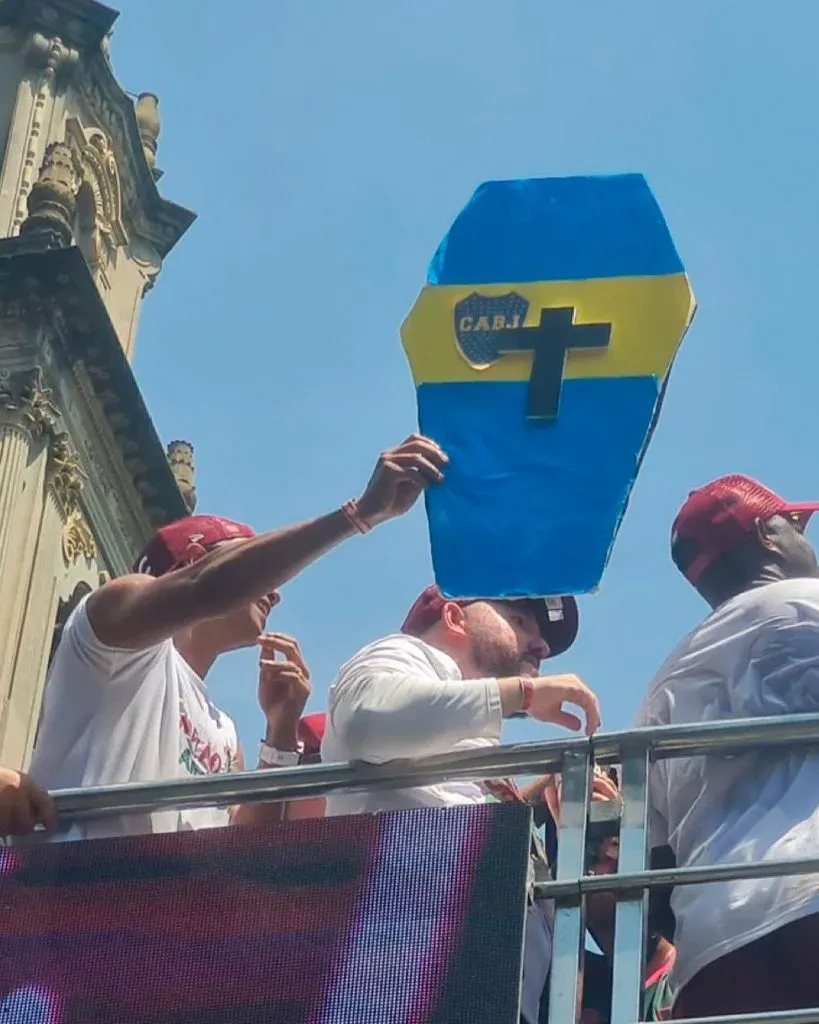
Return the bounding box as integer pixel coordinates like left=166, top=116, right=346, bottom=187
left=66, top=119, right=128, bottom=272
left=62, top=508, right=97, bottom=565
left=48, top=433, right=86, bottom=516
left=79, top=63, right=152, bottom=241
left=25, top=33, right=81, bottom=83
left=134, top=93, right=161, bottom=173
left=20, top=140, right=79, bottom=246
left=0, top=367, right=59, bottom=438
left=167, top=439, right=196, bottom=512
left=78, top=61, right=188, bottom=256
left=12, top=34, right=80, bottom=234
left=19, top=120, right=128, bottom=273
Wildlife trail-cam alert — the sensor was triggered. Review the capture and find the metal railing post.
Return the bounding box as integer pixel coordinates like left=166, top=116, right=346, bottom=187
left=609, top=747, right=650, bottom=1024
left=547, top=747, right=592, bottom=1024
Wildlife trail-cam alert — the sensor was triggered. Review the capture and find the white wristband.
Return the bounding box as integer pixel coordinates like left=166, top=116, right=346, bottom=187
left=258, top=741, right=304, bottom=767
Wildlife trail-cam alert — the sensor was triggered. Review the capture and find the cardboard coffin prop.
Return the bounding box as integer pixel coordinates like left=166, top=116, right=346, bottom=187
left=401, top=174, right=696, bottom=598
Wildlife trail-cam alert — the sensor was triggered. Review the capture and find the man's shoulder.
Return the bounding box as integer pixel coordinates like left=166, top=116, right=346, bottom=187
left=734, top=577, right=819, bottom=617
left=636, top=627, right=703, bottom=726
left=637, top=577, right=819, bottom=725
left=58, top=590, right=172, bottom=668
left=333, top=633, right=459, bottom=686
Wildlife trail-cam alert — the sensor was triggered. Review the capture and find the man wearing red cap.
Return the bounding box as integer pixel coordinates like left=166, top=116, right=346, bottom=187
left=29, top=434, right=446, bottom=840
left=321, top=583, right=600, bottom=1024
left=637, top=474, right=819, bottom=1017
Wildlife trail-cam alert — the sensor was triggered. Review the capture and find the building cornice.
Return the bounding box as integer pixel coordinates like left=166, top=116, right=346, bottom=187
left=0, top=240, right=189, bottom=527
left=0, top=0, right=196, bottom=258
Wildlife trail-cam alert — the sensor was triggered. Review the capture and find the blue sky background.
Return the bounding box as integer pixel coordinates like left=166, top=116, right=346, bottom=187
left=112, top=0, right=819, bottom=748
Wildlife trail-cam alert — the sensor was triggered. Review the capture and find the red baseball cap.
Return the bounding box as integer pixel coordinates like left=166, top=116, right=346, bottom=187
left=132, top=515, right=255, bottom=577
left=401, top=585, right=579, bottom=658
left=298, top=713, right=325, bottom=758
left=672, top=474, right=819, bottom=584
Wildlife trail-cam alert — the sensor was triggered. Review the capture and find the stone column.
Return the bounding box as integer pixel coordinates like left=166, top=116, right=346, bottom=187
left=0, top=369, right=60, bottom=765
left=1, top=486, right=62, bottom=768
left=0, top=423, right=31, bottom=575
left=1, top=437, right=90, bottom=768
left=0, top=368, right=57, bottom=572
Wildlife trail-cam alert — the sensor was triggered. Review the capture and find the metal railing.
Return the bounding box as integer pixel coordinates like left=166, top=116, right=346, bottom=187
left=44, top=712, right=819, bottom=1024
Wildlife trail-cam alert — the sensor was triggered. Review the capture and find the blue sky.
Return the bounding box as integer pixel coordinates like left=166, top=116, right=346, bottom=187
left=112, top=0, right=819, bottom=747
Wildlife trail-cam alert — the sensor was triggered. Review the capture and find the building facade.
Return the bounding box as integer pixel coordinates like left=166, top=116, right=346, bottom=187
left=0, top=0, right=196, bottom=768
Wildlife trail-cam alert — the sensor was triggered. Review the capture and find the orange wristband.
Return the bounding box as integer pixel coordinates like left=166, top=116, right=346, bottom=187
left=519, top=677, right=534, bottom=715
left=341, top=499, right=371, bottom=535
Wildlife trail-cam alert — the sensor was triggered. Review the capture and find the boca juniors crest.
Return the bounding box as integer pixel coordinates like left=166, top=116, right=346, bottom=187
left=401, top=174, right=696, bottom=599
left=454, top=292, right=529, bottom=368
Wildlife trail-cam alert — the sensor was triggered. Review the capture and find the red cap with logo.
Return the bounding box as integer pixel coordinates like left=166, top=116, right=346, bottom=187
left=400, top=585, right=579, bottom=658
left=133, top=515, right=255, bottom=577
left=298, top=713, right=325, bottom=758
left=672, top=474, right=819, bottom=584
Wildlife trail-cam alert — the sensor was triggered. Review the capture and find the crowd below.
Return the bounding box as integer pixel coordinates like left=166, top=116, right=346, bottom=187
left=2, top=435, right=819, bottom=1022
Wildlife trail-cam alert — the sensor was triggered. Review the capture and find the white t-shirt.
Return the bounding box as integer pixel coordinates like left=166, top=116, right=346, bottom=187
left=322, top=633, right=552, bottom=1024
left=29, top=595, right=239, bottom=840
left=637, top=577, right=819, bottom=993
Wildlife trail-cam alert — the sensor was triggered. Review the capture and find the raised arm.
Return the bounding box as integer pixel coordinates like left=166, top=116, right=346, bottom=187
left=88, top=435, right=447, bottom=650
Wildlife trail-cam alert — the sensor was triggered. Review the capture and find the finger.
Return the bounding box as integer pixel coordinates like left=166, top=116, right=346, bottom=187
left=384, top=453, right=444, bottom=484
left=257, top=635, right=282, bottom=661
left=260, top=664, right=308, bottom=685
left=591, top=774, right=620, bottom=802
left=259, top=634, right=310, bottom=678
left=390, top=439, right=449, bottom=468
left=553, top=681, right=601, bottom=736
left=26, top=781, right=56, bottom=831
left=393, top=434, right=449, bottom=462
left=551, top=709, right=582, bottom=732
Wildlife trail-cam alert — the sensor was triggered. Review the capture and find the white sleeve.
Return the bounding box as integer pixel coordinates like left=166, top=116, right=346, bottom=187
left=59, top=595, right=117, bottom=674
left=327, top=639, right=503, bottom=763
left=57, top=594, right=164, bottom=687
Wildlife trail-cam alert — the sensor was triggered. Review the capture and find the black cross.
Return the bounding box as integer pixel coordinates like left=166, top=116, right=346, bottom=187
left=497, top=307, right=612, bottom=420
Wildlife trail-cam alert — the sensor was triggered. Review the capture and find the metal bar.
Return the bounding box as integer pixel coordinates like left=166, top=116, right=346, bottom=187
left=533, top=853, right=819, bottom=900
left=547, top=749, right=591, bottom=1024
left=619, top=713, right=819, bottom=764
left=671, top=1009, right=819, bottom=1024
left=46, top=712, right=819, bottom=822
left=609, top=749, right=649, bottom=1024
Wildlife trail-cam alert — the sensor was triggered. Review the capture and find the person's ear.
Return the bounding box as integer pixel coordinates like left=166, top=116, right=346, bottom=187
left=754, top=516, right=778, bottom=553
left=182, top=541, right=208, bottom=565
left=441, top=601, right=468, bottom=637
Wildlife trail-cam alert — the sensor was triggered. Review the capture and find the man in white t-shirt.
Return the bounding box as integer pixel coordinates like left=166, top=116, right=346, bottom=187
left=322, top=584, right=600, bottom=1024
left=637, top=474, right=819, bottom=1018
left=29, top=434, right=447, bottom=840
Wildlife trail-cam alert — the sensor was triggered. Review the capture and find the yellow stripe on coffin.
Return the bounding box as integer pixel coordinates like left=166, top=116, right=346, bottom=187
left=401, top=273, right=695, bottom=387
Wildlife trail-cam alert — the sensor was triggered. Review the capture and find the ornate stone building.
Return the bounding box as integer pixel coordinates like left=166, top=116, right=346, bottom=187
left=0, top=0, right=197, bottom=768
